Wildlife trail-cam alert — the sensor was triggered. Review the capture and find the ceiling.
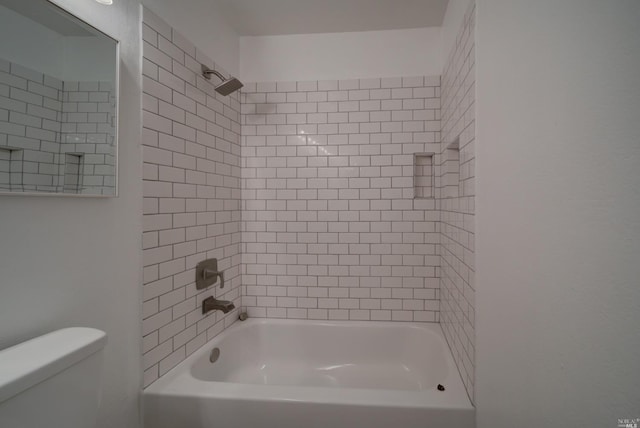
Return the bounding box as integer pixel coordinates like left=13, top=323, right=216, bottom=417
left=213, top=0, right=449, bottom=36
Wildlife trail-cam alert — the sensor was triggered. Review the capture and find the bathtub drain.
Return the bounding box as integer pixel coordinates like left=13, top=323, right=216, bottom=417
left=210, top=347, right=220, bottom=363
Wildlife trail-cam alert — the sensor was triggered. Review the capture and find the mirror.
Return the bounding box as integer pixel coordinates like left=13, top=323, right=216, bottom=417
left=0, top=0, right=118, bottom=196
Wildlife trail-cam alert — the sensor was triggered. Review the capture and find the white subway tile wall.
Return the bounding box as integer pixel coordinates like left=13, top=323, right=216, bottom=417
left=241, top=76, right=442, bottom=322
left=60, top=81, right=116, bottom=194
left=0, top=59, right=62, bottom=192
left=438, top=1, right=476, bottom=402
left=0, top=58, right=115, bottom=194
left=142, top=7, right=242, bottom=387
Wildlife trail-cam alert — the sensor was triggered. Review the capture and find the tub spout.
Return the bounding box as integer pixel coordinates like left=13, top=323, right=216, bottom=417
left=202, top=296, right=235, bottom=314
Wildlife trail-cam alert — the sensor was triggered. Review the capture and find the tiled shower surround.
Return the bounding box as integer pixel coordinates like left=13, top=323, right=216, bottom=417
left=241, top=77, right=441, bottom=322
left=141, top=8, right=241, bottom=387
left=0, top=59, right=115, bottom=194
left=439, top=1, right=476, bottom=401
left=140, top=5, right=476, bottom=401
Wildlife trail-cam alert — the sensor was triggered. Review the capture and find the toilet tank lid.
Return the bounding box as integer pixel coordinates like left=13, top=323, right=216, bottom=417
left=0, top=327, right=107, bottom=404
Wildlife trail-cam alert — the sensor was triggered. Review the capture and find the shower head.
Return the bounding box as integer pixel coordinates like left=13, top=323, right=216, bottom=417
left=213, top=76, right=243, bottom=96
left=201, top=64, right=243, bottom=96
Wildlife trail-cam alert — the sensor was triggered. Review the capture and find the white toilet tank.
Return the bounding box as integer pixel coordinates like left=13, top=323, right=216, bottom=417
left=0, top=327, right=107, bottom=428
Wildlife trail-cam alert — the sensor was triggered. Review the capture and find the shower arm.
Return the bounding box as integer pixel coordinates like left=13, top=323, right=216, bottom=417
left=201, top=66, right=226, bottom=82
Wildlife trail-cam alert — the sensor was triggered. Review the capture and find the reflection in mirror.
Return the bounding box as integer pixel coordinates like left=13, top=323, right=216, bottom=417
left=0, top=0, right=118, bottom=196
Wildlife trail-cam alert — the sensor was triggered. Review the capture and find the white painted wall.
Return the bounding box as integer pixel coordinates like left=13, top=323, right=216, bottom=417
left=141, top=0, right=239, bottom=76
left=0, top=0, right=142, bottom=427
left=475, top=1, right=640, bottom=427
left=240, top=27, right=442, bottom=83
left=440, top=0, right=473, bottom=66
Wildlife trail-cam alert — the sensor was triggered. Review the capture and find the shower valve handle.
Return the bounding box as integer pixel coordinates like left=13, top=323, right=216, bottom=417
left=203, top=268, right=224, bottom=289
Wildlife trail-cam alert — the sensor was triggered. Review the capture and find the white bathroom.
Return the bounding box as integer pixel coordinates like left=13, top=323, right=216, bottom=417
left=0, top=0, right=638, bottom=427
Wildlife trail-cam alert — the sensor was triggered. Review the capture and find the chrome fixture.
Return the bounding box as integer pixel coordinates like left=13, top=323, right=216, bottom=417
left=202, top=296, right=235, bottom=315
left=196, top=258, right=224, bottom=290
left=201, top=64, right=243, bottom=96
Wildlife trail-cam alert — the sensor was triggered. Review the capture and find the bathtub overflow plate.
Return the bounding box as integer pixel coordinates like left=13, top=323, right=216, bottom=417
left=210, top=347, right=220, bottom=363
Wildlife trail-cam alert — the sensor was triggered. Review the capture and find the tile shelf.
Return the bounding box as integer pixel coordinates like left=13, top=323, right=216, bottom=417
left=413, top=152, right=435, bottom=199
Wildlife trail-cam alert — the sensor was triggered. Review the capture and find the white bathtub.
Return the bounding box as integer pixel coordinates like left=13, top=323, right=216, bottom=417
left=144, top=319, right=474, bottom=428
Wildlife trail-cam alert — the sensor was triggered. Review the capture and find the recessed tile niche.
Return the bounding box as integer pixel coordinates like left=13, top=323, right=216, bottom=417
left=414, top=153, right=434, bottom=199
left=63, top=153, right=84, bottom=194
